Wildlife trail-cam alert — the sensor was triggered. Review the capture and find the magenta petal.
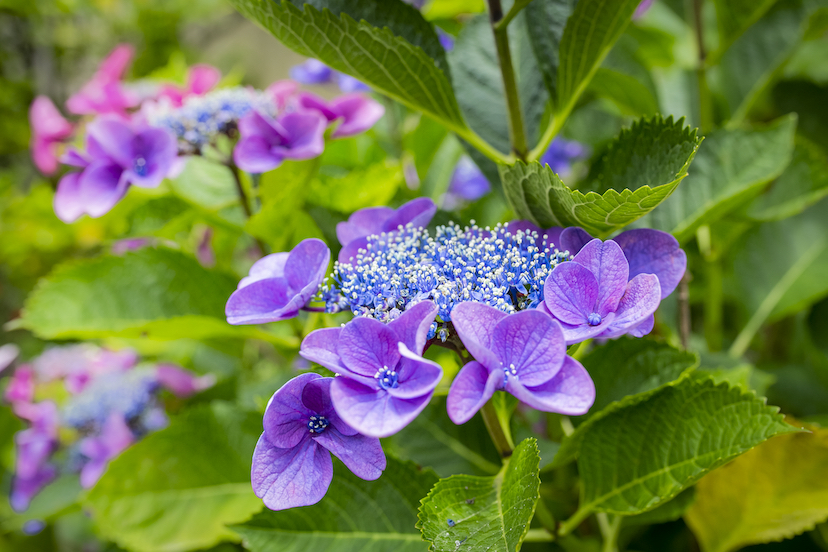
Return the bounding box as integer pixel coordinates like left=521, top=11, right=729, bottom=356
left=313, top=427, right=386, bottom=480
left=543, top=262, right=599, bottom=325
left=300, top=328, right=348, bottom=374
left=98, top=44, right=134, bottom=81
left=559, top=227, right=593, bottom=255
left=329, top=94, right=385, bottom=138
left=156, top=364, right=212, bottom=397
left=296, top=92, right=338, bottom=121
left=507, top=356, right=595, bottom=415
left=446, top=361, right=501, bottom=424
left=336, top=207, right=394, bottom=246
left=263, top=373, right=318, bottom=448
left=338, top=318, right=401, bottom=378
left=571, top=239, right=629, bottom=316
left=491, top=310, right=566, bottom=387
left=54, top=172, right=85, bottom=223
left=387, top=344, right=442, bottom=399
left=187, top=64, right=221, bottom=95
left=225, top=277, right=294, bottom=325
left=30, top=96, right=73, bottom=140
left=78, top=160, right=129, bottom=218
left=382, top=197, right=437, bottom=233
left=449, top=302, right=507, bottom=370
left=387, top=300, right=438, bottom=354
left=613, top=228, right=687, bottom=299
left=330, top=377, right=430, bottom=438
left=251, top=434, right=332, bottom=511
left=239, top=253, right=289, bottom=288
left=234, top=135, right=283, bottom=173
left=284, top=238, right=330, bottom=294
left=600, top=274, right=661, bottom=339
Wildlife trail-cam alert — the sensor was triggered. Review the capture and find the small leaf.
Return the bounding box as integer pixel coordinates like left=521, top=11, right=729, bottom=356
left=235, top=456, right=437, bottom=552
left=84, top=403, right=264, bottom=552
left=639, top=115, right=797, bottom=242
left=169, top=156, right=239, bottom=211
left=685, top=425, right=828, bottom=552
left=418, top=438, right=540, bottom=552
left=308, top=161, right=402, bottom=213
left=577, top=377, right=800, bottom=515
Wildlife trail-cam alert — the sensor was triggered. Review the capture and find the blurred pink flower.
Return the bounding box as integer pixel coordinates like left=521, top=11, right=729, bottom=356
left=156, top=364, right=215, bottom=397
left=66, top=44, right=139, bottom=116
left=158, top=64, right=222, bottom=107
left=29, top=96, right=73, bottom=174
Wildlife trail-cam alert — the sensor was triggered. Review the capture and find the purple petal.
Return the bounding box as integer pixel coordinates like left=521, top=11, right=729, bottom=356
left=491, top=309, right=566, bottom=387
left=239, top=253, right=289, bottom=289
left=507, top=356, right=595, bottom=415
left=338, top=317, right=401, bottom=378
left=54, top=172, right=85, bottom=223
left=449, top=302, right=508, bottom=370
left=284, top=238, right=330, bottom=296
left=234, top=135, right=284, bottom=173
left=290, top=59, right=334, bottom=85
left=313, top=426, right=385, bottom=480
left=330, top=377, right=431, bottom=437
left=300, top=328, right=348, bottom=374
left=15, top=428, right=55, bottom=480
left=11, top=464, right=56, bottom=513
left=336, top=207, right=394, bottom=246
left=156, top=364, right=214, bottom=397
left=273, top=111, right=326, bottom=160
left=125, top=127, right=177, bottom=188
left=328, top=94, right=385, bottom=138
left=559, top=227, right=593, bottom=255
left=558, top=313, right=617, bottom=345
left=79, top=412, right=133, bottom=488
left=337, top=73, right=371, bottom=93
left=571, top=239, right=629, bottom=316
left=613, top=228, right=687, bottom=299
left=600, top=274, right=661, bottom=339
left=295, top=92, right=338, bottom=121
left=382, top=197, right=437, bottom=233
left=225, top=277, right=298, bottom=325
left=86, top=117, right=135, bottom=168
left=337, top=236, right=370, bottom=264
left=543, top=262, right=599, bottom=325
left=263, top=373, right=318, bottom=449
left=387, top=343, right=442, bottom=399
left=387, top=300, right=438, bottom=354
left=251, top=434, right=332, bottom=511
left=446, top=361, right=501, bottom=424
left=78, top=160, right=129, bottom=218
left=628, top=314, right=655, bottom=338
left=302, top=378, right=358, bottom=436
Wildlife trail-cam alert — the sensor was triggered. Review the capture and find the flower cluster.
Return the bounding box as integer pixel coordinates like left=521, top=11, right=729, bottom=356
left=3, top=344, right=212, bottom=511
left=30, top=45, right=385, bottom=223
left=228, top=196, right=687, bottom=512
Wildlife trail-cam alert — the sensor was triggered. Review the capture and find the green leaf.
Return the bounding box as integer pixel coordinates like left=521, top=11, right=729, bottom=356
left=169, top=157, right=239, bottom=211
left=84, top=403, right=264, bottom=552
left=685, top=426, right=828, bottom=552
left=624, top=487, right=696, bottom=527
left=576, top=377, right=799, bottom=515
left=556, top=0, right=641, bottom=116
left=638, top=115, right=797, bottom=242
left=747, top=139, right=828, bottom=221
left=17, top=247, right=276, bottom=342
left=501, top=116, right=701, bottom=236
left=308, top=161, right=402, bottom=213
left=711, top=0, right=778, bottom=55
left=550, top=339, right=698, bottom=469
left=588, top=35, right=659, bottom=117
left=228, top=0, right=469, bottom=136
left=418, top=438, right=540, bottom=552
left=234, top=456, right=437, bottom=552
left=525, top=0, right=576, bottom=107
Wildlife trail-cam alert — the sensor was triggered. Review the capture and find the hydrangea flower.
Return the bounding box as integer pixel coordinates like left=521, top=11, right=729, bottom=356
left=233, top=110, right=327, bottom=173
left=336, top=197, right=437, bottom=263
left=290, top=59, right=370, bottom=92
left=443, top=156, right=490, bottom=209
left=447, top=303, right=595, bottom=423
left=156, top=364, right=216, bottom=397
left=54, top=117, right=177, bottom=222
left=29, top=96, right=73, bottom=174
left=540, top=238, right=662, bottom=343
left=226, top=238, right=331, bottom=324
left=539, top=137, right=587, bottom=174
left=300, top=301, right=443, bottom=437
left=296, top=92, right=385, bottom=138
left=0, top=343, right=19, bottom=373
left=78, top=412, right=134, bottom=487
left=157, top=64, right=221, bottom=107
left=66, top=44, right=138, bottom=116
left=251, top=373, right=385, bottom=510
left=11, top=401, right=58, bottom=511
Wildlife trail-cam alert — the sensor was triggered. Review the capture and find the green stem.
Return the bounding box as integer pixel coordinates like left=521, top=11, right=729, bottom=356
left=495, top=0, right=530, bottom=30
left=528, top=110, right=567, bottom=162
left=557, top=506, right=592, bottom=538
left=487, top=0, right=529, bottom=160
left=692, top=0, right=713, bottom=133
left=534, top=498, right=558, bottom=535
left=228, top=161, right=268, bottom=254
left=524, top=528, right=555, bottom=542
left=566, top=339, right=590, bottom=361
left=481, top=398, right=514, bottom=458
left=704, top=257, right=723, bottom=352
left=596, top=513, right=622, bottom=552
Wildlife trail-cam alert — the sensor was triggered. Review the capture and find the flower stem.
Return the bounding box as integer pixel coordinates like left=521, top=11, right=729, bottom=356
left=597, top=513, right=622, bottom=552
left=487, top=0, right=529, bottom=160
left=557, top=506, right=592, bottom=538
left=692, top=0, right=713, bottom=133
left=481, top=398, right=514, bottom=458
left=227, top=161, right=268, bottom=255
left=679, top=271, right=691, bottom=350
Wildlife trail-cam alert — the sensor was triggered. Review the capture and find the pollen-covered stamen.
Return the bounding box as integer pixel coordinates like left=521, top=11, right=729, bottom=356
left=501, top=362, right=518, bottom=387
left=374, top=365, right=399, bottom=390
left=587, top=313, right=602, bottom=326
left=307, top=415, right=329, bottom=434
left=133, top=157, right=148, bottom=177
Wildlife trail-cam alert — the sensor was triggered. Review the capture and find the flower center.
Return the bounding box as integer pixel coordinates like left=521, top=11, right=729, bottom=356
left=307, top=415, right=329, bottom=434
left=502, top=363, right=518, bottom=387
left=133, top=157, right=148, bottom=177
left=587, top=312, right=602, bottom=326
left=374, top=365, right=399, bottom=390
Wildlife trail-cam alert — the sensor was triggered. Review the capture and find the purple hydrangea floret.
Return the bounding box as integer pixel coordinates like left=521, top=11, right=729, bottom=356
left=78, top=412, right=134, bottom=488
left=300, top=301, right=443, bottom=437
left=296, top=92, right=385, bottom=139
left=289, top=59, right=334, bottom=85
left=447, top=303, right=595, bottom=424
left=539, top=137, right=587, bottom=174
left=336, top=197, right=437, bottom=263
left=226, top=238, right=330, bottom=325
left=251, top=373, right=385, bottom=510
left=233, top=110, right=327, bottom=174
left=443, top=156, right=490, bottom=210
left=540, top=238, right=662, bottom=344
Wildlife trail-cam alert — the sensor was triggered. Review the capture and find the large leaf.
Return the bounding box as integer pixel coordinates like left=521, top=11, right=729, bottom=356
left=639, top=115, right=797, bottom=242
left=16, top=247, right=275, bottom=341
left=685, top=426, right=828, bottom=552
left=169, top=156, right=239, bottom=211
left=84, top=403, right=264, bottom=552
left=501, top=116, right=701, bottom=236
left=556, top=0, right=641, bottom=116
left=418, top=438, right=540, bottom=552
left=228, top=0, right=468, bottom=135
left=235, top=456, right=437, bottom=552
left=576, top=377, right=799, bottom=515
left=712, top=0, right=779, bottom=54
left=588, top=35, right=659, bottom=117
left=525, top=0, right=576, bottom=108
left=308, top=161, right=402, bottom=213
